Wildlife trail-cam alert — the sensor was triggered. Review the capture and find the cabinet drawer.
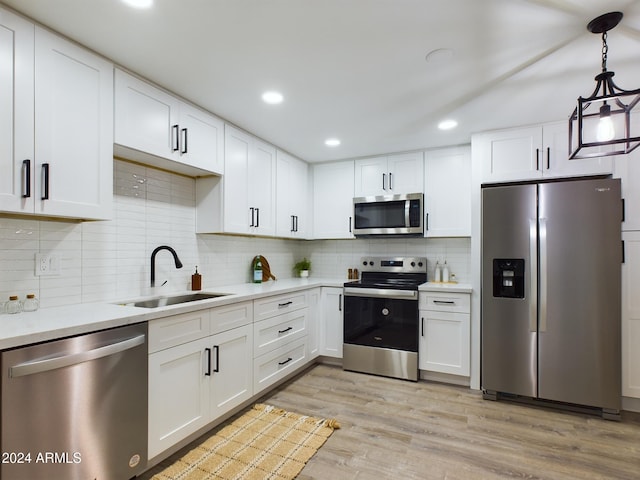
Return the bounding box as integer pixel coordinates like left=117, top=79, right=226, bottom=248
left=419, top=292, right=470, bottom=313
left=210, top=301, right=253, bottom=335
left=253, top=290, right=308, bottom=322
left=149, top=310, right=211, bottom=353
left=254, top=308, right=308, bottom=357
left=253, top=337, right=307, bottom=394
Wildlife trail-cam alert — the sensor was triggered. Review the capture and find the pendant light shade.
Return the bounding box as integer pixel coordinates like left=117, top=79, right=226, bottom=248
left=569, top=12, right=640, bottom=159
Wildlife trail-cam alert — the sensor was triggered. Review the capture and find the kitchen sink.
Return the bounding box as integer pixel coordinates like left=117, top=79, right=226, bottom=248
left=122, top=292, right=229, bottom=308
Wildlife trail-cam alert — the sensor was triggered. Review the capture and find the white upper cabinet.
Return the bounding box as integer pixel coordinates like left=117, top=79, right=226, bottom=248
left=313, top=161, right=355, bottom=239
left=0, top=8, right=34, bottom=214
left=114, top=69, right=223, bottom=176
left=424, top=146, right=471, bottom=237
left=276, top=150, right=309, bottom=238
left=354, top=152, right=424, bottom=197
left=0, top=9, right=112, bottom=220
left=34, top=27, right=113, bottom=220
left=218, top=125, right=276, bottom=236
left=477, top=121, right=613, bottom=184
left=614, top=148, right=640, bottom=232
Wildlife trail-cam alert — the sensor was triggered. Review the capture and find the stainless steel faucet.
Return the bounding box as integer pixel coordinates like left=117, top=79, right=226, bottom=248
left=151, top=245, right=183, bottom=287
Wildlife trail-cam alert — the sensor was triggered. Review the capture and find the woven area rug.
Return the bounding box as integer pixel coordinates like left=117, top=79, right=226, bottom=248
left=151, top=404, right=340, bottom=480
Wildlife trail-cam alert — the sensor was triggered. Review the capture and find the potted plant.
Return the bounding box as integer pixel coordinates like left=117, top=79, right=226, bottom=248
left=293, top=258, right=311, bottom=278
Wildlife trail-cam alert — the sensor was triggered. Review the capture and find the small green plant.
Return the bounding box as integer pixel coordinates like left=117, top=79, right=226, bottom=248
left=293, top=258, right=311, bottom=276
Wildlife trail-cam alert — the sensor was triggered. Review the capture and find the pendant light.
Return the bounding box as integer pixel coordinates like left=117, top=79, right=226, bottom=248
left=568, top=12, right=640, bottom=159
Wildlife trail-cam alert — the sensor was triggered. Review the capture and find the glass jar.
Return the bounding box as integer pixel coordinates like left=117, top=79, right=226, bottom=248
left=23, top=294, right=39, bottom=312
left=5, top=296, right=23, bottom=314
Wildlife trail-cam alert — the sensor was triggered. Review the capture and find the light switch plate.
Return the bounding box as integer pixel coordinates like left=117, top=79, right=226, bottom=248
left=35, top=253, right=61, bottom=276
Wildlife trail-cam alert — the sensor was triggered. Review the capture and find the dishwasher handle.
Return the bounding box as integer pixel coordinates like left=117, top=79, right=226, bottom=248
left=9, top=334, right=146, bottom=378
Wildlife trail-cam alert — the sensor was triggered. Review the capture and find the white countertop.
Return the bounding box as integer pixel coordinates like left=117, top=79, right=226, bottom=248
left=0, top=278, right=345, bottom=350
left=419, top=282, right=473, bottom=294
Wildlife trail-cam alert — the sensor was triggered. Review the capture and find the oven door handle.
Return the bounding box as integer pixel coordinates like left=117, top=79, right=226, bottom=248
left=343, top=287, right=417, bottom=300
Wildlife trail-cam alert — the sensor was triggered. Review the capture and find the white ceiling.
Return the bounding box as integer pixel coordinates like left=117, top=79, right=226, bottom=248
left=3, top=0, right=640, bottom=163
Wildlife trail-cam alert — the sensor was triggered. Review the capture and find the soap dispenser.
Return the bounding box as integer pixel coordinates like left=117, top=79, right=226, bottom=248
left=191, top=266, right=202, bottom=291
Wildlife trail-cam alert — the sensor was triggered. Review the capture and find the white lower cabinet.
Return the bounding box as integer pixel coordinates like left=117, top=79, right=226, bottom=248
left=419, top=291, right=470, bottom=376
left=622, top=231, right=640, bottom=399
left=307, top=288, right=321, bottom=359
left=253, top=336, right=307, bottom=393
left=148, top=303, right=253, bottom=459
left=319, top=287, right=344, bottom=358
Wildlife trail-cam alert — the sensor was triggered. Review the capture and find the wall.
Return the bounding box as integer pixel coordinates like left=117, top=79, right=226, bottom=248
left=0, top=160, right=470, bottom=309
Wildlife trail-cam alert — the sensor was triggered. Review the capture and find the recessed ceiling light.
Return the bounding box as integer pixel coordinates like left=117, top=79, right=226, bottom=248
left=438, top=119, right=458, bottom=130
left=325, top=138, right=341, bottom=147
left=262, top=91, right=284, bottom=105
left=121, top=0, right=153, bottom=8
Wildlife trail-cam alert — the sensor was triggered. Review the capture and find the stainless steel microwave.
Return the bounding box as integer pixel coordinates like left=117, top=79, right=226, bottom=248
left=352, top=193, right=424, bottom=237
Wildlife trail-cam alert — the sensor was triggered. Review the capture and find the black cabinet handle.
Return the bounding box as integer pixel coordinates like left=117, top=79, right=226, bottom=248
left=536, top=148, right=540, bottom=171
left=389, top=172, right=393, bottom=190
left=278, top=357, right=293, bottom=366
left=278, top=301, right=293, bottom=308
left=382, top=173, right=386, bottom=190
left=426, top=213, right=429, bottom=231
left=421, top=317, right=424, bottom=337
left=546, top=147, right=550, bottom=170
left=339, top=294, right=342, bottom=312
left=349, top=216, right=352, bottom=233
left=181, top=128, right=188, bottom=154
left=278, top=326, right=293, bottom=334
left=255, top=208, right=260, bottom=227
left=22, top=160, right=31, bottom=198
left=250, top=207, right=255, bottom=227
left=213, top=345, right=220, bottom=373
left=291, top=215, right=295, bottom=232
left=294, top=215, right=298, bottom=232
left=172, top=124, right=179, bottom=152
left=41, top=163, right=50, bottom=200
left=204, top=348, right=211, bottom=376
left=433, top=300, right=455, bottom=305
left=622, top=198, right=626, bottom=222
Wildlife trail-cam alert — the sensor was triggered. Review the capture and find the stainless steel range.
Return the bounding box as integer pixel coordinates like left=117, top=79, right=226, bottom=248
left=343, top=256, right=427, bottom=381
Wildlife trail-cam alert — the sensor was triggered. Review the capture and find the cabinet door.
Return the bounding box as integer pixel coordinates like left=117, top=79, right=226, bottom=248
left=114, top=69, right=179, bottom=162
left=179, top=103, right=224, bottom=174
left=148, top=337, right=210, bottom=459
left=249, top=139, right=276, bottom=236
left=307, top=288, right=321, bottom=359
left=622, top=231, right=640, bottom=399
left=387, top=151, right=424, bottom=194
left=210, top=325, right=253, bottom=418
left=34, top=27, right=113, bottom=220
left=479, top=126, right=543, bottom=183
left=616, top=148, right=640, bottom=231
left=320, top=287, right=343, bottom=358
left=223, top=125, right=251, bottom=234
left=354, top=156, right=387, bottom=196
left=313, top=161, right=355, bottom=239
left=276, top=150, right=308, bottom=238
left=424, top=146, right=470, bottom=237
left=543, top=121, right=612, bottom=178
left=0, top=9, right=34, bottom=214
left=419, top=310, right=470, bottom=376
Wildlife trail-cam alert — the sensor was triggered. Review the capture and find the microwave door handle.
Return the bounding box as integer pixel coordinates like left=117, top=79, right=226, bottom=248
left=405, top=200, right=410, bottom=227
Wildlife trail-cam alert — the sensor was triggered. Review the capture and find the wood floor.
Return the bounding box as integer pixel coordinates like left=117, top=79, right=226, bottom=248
left=142, top=364, right=640, bottom=479
left=261, top=364, right=640, bottom=480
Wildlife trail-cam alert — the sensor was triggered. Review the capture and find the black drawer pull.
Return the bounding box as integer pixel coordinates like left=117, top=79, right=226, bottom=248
left=278, top=301, right=293, bottom=308
left=433, top=300, right=455, bottom=305
left=22, top=159, right=31, bottom=198
left=278, top=326, right=293, bottom=334
left=213, top=345, right=220, bottom=373
left=204, top=348, right=211, bottom=376
left=278, top=357, right=293, bottom=366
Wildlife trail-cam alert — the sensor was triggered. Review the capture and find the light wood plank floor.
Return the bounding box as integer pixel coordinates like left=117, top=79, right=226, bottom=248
left=142, top=364, right=640, bottom=479
left=262, top=364, right=640, bottom=480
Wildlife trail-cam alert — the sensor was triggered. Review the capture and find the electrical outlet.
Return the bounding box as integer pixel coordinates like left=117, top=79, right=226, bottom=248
left=35, top=253, right=61, bottom=276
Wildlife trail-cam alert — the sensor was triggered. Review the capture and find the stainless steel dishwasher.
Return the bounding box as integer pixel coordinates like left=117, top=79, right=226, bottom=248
left=1, top=323, right=148, bottom=480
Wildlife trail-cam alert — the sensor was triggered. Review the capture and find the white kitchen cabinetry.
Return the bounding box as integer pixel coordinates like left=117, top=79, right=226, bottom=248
left=307, top=288, right=321, bottom=359
left=477, top=122, right=612, bottom=184
left=319, top=287, right=344, bottom=358
left=148, top=302, right=253, bottom=459
left=312, top=161, right=355, bottom=239
left=276, top=150, right=309, bottom=238
left=424, top=146, right=471, bottom=237
left=252, top=290, right=309, bottom=393
left=0, top=16, right=113, bottom=220
left=615, top=148, right=640, bottom=231
left=221, top=125, right=276, bottom=236
left=354, top=152, right=424, bottom=197
left=622, top=231, right=640, bottom=399
left=114, top=69, right=223, bottom=176
left=0, top=8, right=34, bottom=214
left=419, top=291, right=470, bottom=376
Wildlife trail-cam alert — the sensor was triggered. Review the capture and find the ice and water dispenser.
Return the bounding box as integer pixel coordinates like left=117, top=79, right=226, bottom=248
left=493, top=259, right=525, bottom=298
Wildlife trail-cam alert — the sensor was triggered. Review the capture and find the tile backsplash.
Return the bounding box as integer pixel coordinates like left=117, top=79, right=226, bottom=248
left=0, top=160, right=470, bottom=309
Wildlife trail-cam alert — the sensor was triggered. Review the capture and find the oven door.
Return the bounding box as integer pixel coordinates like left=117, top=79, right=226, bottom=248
left=343, top=288, right=419, bottom=352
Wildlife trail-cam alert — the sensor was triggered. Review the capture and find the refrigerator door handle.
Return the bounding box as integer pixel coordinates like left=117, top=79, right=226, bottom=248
left=529, top=218, right=538, bottom=333
left=539, top=217, right=548, bottom=332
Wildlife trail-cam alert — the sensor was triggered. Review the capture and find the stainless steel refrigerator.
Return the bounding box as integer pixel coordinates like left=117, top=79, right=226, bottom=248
left=481, top=177, right=621, bottom=419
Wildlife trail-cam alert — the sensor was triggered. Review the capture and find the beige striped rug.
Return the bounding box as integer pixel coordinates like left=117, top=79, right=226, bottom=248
left=151, top=404, right=340, bottom=480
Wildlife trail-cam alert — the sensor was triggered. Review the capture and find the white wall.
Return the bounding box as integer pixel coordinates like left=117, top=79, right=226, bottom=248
left=0, top=159, right=470, bottom=309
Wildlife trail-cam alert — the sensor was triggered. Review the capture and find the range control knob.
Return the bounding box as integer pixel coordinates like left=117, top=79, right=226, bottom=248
left=369, top=261, right=374, bottom=266
left=363, top=261, right=368, bottom=266
left=411, top=262, right=416, bottom=267
left=418, top=262, right=423, bottom=267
